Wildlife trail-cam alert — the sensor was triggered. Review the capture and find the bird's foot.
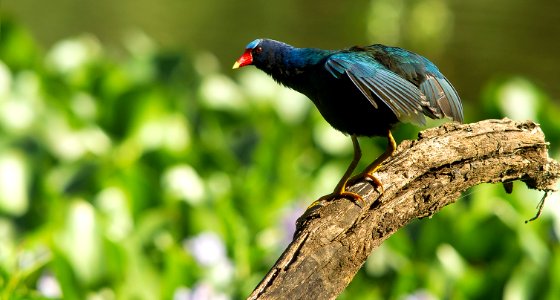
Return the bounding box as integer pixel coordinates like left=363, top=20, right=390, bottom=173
left=308, top=190, right=364, bottom=210
left=298, top=190, right=363, bottom=231
left=349, top=172, right=384, bottom=193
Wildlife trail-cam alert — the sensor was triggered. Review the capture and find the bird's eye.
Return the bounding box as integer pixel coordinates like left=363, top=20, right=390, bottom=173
left=254, top=46, right=263, bottom=54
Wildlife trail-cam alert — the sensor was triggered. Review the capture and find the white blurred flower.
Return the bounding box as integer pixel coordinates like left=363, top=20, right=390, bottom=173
left=95, top=187, right=133, bottom=242
left=56, top=200, right=102, bottom=283
left=184, top=232, right=235, bottom=288
left=46, top=35, right=101, bottom=74
left=81, top=126, right=113, bottom=156
left=0, top=71, right=41, bottom=132
left=44, top=121, right=112, bottom=161
left=162, top=164, right=205, bottom=204
left=0, top=151, right=28, bottom=216
left=498, top=78, right=539, bottom=121
left=173, top=287, right=192, bottom=300
left=0, top=99, right=35, bottom=131
left=37, top=272, right=63, bottom=298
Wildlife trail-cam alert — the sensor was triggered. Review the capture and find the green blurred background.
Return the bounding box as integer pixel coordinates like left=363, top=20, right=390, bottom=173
left=1, top=0, right=559, bottom=299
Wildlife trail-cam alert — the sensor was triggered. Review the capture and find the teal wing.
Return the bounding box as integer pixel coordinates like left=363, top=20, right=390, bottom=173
left=324, top=53, right=429, bottom=125
left=366, top=44, right=463, bottom=123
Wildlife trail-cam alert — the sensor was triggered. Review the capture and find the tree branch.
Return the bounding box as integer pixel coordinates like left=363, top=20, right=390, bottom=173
left=248, top=118, right=560, bottom=300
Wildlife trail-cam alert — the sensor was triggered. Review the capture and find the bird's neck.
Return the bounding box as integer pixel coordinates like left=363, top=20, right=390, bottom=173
left=260, top=47, right=332, bottom=92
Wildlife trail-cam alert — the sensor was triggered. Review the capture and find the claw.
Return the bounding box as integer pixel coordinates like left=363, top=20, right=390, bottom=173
left=361, top=173, right=384, bottom=193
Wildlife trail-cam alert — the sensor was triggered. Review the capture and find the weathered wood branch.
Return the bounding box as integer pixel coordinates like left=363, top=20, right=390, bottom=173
left=248, top=118, right=560, bottom=300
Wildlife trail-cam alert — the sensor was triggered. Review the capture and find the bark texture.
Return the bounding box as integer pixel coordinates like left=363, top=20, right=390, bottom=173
left=248, top=118, right=560, bottom=300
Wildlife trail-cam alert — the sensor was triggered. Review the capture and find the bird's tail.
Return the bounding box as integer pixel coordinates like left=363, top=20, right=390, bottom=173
left=420, top=74, right=464, bottom=123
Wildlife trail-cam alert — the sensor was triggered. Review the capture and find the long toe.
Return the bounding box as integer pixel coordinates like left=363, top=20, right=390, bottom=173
left=308, top=190, right=365, bottom=209
left=363, top=173, right=384, bottom=193
left=349, top=173, right=384, bottom=193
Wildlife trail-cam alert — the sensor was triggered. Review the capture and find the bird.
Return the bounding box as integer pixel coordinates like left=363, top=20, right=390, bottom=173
left=233, top=39, right=463, bottom=203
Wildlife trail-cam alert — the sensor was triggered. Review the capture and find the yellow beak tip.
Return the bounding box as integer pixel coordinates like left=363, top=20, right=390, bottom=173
left=232, top=62, right=240, bottom=69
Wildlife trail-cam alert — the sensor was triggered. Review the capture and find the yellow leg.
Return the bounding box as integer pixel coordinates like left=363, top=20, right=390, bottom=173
left=332, top=135, right=361, bottom=196
left=351, top=129, right=397, bottom=191
left=310, top=135, right=364, bottom=206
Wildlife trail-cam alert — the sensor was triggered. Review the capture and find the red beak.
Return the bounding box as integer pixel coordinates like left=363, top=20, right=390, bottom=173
left=232, top=49, right=253, bottom=69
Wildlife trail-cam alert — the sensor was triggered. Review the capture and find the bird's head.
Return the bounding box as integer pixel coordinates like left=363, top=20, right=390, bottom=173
left=233, top=39, right=291, bottom=70
left=232, top=39, right=262, bottom=69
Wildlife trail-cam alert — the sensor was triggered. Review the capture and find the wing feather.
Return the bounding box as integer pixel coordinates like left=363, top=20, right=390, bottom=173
left=364, top=44, right=463, bottom=123
left=325, top=55, right=427, bottom=125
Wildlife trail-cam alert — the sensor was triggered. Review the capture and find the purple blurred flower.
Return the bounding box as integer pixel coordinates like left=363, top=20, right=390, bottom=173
left=173, top=282, right=229, bottom=300
left=183, top=232, right=226, bottom=267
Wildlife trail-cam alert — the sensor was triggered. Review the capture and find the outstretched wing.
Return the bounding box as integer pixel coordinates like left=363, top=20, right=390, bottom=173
left=366, top=44, right=463, bottom=123
left=324, top=53, right=429, bottom=125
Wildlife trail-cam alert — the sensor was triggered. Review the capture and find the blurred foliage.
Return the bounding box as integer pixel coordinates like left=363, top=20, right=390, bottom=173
left=0, top=14, right=559, bottom=300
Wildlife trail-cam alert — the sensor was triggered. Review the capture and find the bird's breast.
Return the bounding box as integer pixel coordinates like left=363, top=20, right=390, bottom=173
left=303, top=74, right=399, bottom=137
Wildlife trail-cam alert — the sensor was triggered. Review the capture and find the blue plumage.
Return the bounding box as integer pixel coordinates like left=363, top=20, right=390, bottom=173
left=233, top=39, right=464, bottom=201
left=236, top=39, right=462, bottom=137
